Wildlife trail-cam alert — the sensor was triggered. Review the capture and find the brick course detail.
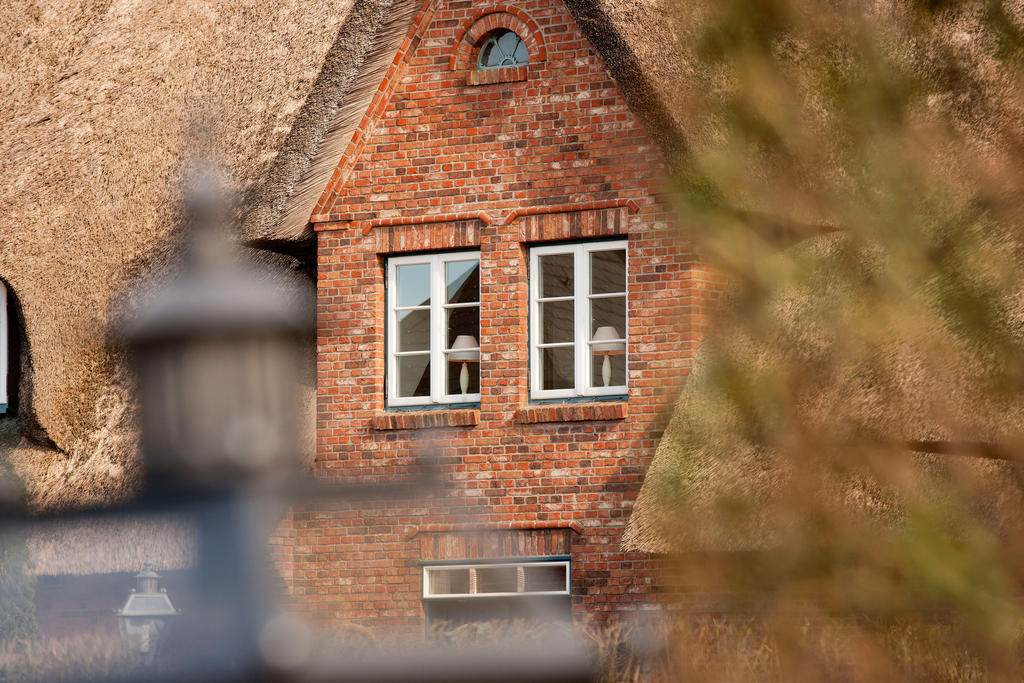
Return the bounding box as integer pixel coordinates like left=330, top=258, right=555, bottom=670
left=514, top=402, right=627, bottom=424
left=373, top=409, right=480, bottom=430
left=286, top=0, right=721, bottom=630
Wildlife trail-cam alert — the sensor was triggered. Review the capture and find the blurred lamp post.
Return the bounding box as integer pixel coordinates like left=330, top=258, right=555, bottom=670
left=116, top=562, right=179, bottom=667
left=118, top=166, right=313, bottom=486
left=116, top=164, right=314, bottom=678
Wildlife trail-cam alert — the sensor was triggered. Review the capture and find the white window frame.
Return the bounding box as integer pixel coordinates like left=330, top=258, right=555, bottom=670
left=0, top=282, right=7, bottom=414
left=422, top=560, right=571, bottom=599
left=529, top=240, right=628, bottom=400
left=387, top=251, right=481, bottom=408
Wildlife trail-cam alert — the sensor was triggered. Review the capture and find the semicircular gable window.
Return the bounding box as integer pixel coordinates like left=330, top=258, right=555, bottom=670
left=478, top=29, right=529, bottom=69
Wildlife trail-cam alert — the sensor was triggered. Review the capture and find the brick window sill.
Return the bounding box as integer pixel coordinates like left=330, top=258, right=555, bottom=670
left=373, top=409, right=479, bottom=431
left=466, top=66, right=528, bottom=86
left=515, top=402, right=627, bottom=425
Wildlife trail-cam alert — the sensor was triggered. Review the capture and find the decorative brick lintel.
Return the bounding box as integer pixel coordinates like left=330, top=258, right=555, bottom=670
left=515, top=402, right=628, bottom=424
left=404, top=520, right=584, bottom=540
left=466, top=66, right=529, bottom=86
left=372, top=409, right=479, bottom=430
left=311, top=198, right=640, bottom=231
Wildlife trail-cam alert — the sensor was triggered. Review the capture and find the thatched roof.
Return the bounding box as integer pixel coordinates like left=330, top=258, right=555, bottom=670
left=23, top=516, right=197, bottom=577
left=0, top=0, right=427, bottom=511
left=622, top=233, right=1024, bottom=554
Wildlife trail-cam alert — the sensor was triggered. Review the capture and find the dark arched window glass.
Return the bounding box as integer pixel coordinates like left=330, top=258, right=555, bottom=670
left=478, top=29, right=529, bottom=69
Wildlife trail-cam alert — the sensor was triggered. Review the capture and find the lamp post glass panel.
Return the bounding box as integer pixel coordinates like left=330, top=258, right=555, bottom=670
left=117, top=563, right=178, bottom=666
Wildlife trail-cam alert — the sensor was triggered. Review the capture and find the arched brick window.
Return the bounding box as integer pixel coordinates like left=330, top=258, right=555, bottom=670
left=477, top=29, right=529, bottom=69
left=450, top=7, right=546, bottom=84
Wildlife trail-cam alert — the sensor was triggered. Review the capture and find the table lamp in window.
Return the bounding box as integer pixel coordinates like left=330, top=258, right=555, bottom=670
left=448, top=335, right=480, bottom=395
left=591, top=326, right=626, bottom=387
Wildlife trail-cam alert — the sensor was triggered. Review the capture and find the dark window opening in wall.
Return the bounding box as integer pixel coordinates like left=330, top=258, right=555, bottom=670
left=0, top=280, right=30, bottom=432
left=1, top=281, right=8, bottom=414
left=0, top=280, right=21, bottom=417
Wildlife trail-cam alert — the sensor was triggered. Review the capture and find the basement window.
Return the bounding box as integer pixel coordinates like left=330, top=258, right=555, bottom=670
left=423, top=559, right=572, bottom=629
left=424, top=560, right=570, bottom=598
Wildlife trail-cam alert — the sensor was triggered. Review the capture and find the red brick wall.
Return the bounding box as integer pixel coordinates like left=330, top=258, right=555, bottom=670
left=288, top=0, right=716, bottom=628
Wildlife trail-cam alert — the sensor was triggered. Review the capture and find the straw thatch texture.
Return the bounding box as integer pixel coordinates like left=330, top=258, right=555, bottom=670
left=0, top=0, right=431, bottom=510
left=23, top=515, right=197, bottom=576
left=622, top=233, right=1024, bottom=553
left=572, top=0, right=1024, bottom=229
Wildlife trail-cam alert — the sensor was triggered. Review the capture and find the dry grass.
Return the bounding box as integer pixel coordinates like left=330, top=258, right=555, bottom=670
left=0, top=633, right=135, bottom=682
left=0, top=613, right=999, bottom=680
left=579, top=614, right=997, bottom=682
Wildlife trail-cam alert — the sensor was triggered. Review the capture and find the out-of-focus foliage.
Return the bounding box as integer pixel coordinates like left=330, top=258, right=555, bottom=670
left=0, top=529, right=36, bottom=643
left=636, top=0, right=1024, bottom=677
left=583, top=615, right=996, bottom=682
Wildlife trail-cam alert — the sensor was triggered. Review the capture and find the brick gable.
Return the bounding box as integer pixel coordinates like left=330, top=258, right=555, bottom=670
left=312, top=0, right=662, bottom=227
left=288, top=0, right=718, bottom=628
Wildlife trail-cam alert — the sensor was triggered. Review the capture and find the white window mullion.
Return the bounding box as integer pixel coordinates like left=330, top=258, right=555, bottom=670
left=0, top=283, right=7, bottom=411
left=386, top=260, right=398, bottom=404
left=574, top=246, right=587, bottom=394
left=529, top=249, right=541, bottom=397
left=430, top=254, right=444, bottom=404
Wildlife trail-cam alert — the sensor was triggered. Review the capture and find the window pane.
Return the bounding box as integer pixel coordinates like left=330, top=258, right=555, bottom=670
left=590, top=249, right=626, bottom=294
left=591, top=352, right=626, bottom=388
left=479, top=38, right=501, bottom=68
left=513, top=40, right=529, bottom=65
left=540, top=300, right=574, bottom=344
left=429, top=568, right=470, bottom=596
left=396, top=263, right=431, bottom=307
left=446, top=360, right=479, bottom=396
left=497, top=30, right=519, bottom=58
left=476, top=566, right=518, bottom=594
left=539, top=253, right=573, bottom=298
left=446, top=260, right=479, bottom=304
left=590, top=296, right=626, bottom=338
left=446, top=306, right=479, bottom=349
left=524, top=565, right=567, bottom=593
left=397, top=355, right=430, bottom=397
left=541, top=347, right=574, bottom=390
left=397, top=309, right=430, bottom=352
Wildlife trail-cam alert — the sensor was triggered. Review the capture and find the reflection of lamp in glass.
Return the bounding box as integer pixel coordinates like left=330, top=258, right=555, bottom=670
left=448, top=335, right=480, bottom=394
left=591, top=326, right=626, bottom=387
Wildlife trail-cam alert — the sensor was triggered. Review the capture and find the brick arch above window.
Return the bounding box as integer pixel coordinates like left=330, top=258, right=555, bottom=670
left=449, top=6, right=547, bottom=73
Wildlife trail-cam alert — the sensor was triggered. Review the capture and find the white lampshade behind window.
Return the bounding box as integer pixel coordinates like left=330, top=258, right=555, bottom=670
left=447, top=335, right=480, bottom=362
left=591, top=326, right=626, bottom=354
